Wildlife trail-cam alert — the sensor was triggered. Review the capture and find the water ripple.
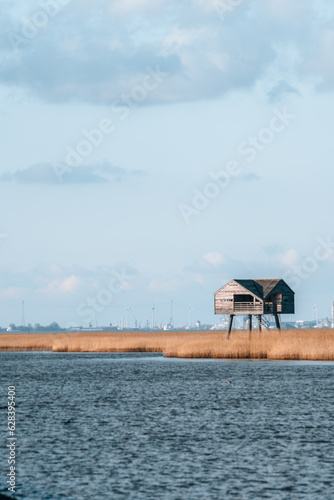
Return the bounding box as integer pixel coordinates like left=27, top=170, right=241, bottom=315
left=0, top=353, right=333, bottom=499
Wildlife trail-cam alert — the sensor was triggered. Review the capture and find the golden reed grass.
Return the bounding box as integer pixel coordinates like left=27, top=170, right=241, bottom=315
left=0, top=329, right=334, bottom=360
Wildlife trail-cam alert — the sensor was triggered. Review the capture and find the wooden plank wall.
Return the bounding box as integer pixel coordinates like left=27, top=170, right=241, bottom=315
left=214, top=281, right=261, bottom=314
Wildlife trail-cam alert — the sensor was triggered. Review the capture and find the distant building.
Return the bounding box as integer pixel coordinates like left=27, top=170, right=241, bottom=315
left=214, top=279, right=295, bottom=337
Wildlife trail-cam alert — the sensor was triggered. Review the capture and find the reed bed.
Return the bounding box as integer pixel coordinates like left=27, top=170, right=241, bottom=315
left=0, top=330, right=333, bottom=361
left=162, top=330, right=334, bottom=361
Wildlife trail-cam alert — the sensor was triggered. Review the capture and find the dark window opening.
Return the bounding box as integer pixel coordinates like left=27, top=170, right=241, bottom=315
left=234, top=294, right=254, bottom=303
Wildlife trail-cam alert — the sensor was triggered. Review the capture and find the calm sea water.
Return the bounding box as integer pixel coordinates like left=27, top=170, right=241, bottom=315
left=0, top=352, right=334, bottom=500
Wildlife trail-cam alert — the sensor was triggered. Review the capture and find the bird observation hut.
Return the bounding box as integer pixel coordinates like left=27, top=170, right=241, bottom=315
left=214, top=279, right=295, bottom=338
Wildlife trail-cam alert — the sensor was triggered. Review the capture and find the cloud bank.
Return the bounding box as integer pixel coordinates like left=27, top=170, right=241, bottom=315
left=0, top=161, right=146, bottom=184
left=1, top=0, right=333, bottom=105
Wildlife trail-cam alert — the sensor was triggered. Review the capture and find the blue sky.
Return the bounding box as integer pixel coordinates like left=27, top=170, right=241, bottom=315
left=1, top=0, right=334, bottom=328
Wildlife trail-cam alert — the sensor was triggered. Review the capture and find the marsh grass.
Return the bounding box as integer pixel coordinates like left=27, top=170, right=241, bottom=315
left=0, top=330, right=333, bottom=360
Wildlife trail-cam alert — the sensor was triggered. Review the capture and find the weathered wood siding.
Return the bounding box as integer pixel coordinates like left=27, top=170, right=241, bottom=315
left=214, top=280, right=263, bottom=315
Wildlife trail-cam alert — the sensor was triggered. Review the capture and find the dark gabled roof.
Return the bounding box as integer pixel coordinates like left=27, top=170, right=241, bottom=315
left=233, top=279, right=293, bottom=300
left=253, top=279, right=281, bottom=300
left=234, top=279, right=264, bottom=300
left=214, top=279, right=295, bottom=300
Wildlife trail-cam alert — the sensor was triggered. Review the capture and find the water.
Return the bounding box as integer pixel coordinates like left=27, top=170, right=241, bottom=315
left=1, top=352, right=334, bottom=500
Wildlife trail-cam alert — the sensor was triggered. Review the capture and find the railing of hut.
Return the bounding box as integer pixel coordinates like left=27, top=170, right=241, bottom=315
left=233, top=302, right=263, bottom=312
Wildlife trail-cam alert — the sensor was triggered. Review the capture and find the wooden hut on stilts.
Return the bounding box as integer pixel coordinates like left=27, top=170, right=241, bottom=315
left=214, top=279, right=295, bottom=339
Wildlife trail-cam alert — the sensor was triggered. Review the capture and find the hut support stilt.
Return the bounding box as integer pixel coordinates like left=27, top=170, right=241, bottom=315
left=248, top=314, right=252, bottom=337
left=258, top=315, right=262, bottom=332
left=226, top=314, right=234, bottom=339
left=274, top=313, right=281, bottom=330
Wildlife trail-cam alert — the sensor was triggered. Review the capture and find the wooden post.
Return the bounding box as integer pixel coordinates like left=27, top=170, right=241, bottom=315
left=258, top=315, right=262, bottom=332
left=248, top=314, right=252, bottom=337
left=274, top=313, right=281, bottom=330
left=226, top=314, right=234, bottom=339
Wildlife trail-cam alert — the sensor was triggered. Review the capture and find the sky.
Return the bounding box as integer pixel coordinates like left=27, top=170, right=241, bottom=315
left=1, top=0, right=334, bottom=328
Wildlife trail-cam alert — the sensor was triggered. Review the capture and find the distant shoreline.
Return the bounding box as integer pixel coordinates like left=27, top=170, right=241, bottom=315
left=0, top=330, right=334, bottom=361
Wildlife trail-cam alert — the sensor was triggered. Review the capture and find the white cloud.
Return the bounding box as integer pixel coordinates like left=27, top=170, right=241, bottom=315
left=162, top=27, right=209, bottom=53
left=59, top=276, right=80, bottom=293
left=274, top=249, right=301, bottom=269
left=38, top=275, right=80, bottom=295
left=193, top=274, right=204, bottom=285
left=203, top=251, right=225, bottom=266
left=1, top=286, right=28, bottom=298
left=118, top=281, right=135, bottom=292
